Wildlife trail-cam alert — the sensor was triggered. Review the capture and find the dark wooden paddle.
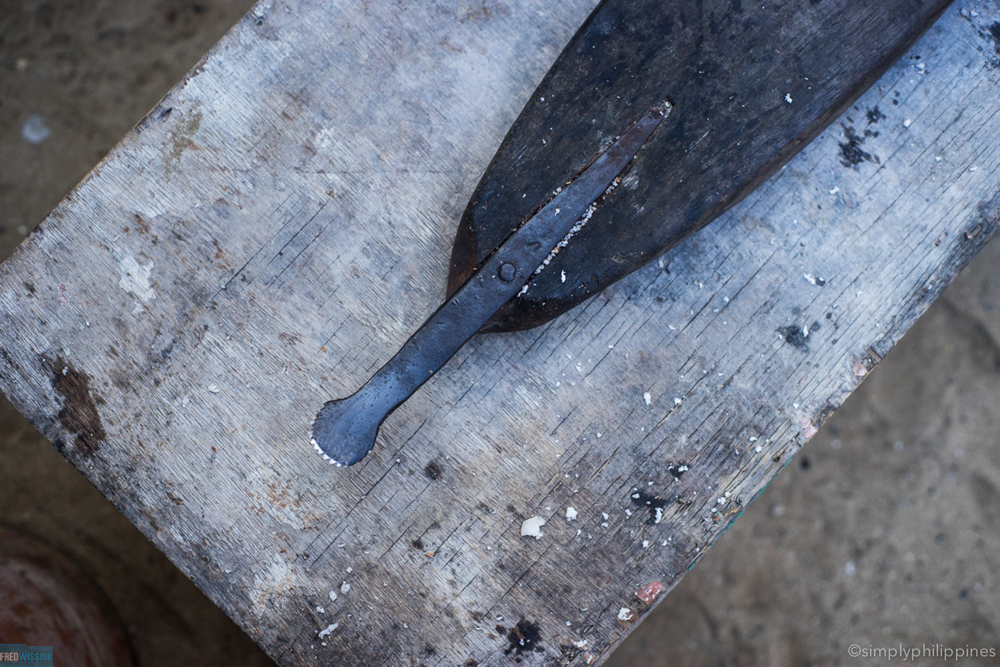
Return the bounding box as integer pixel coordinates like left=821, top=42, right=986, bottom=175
left=313, top=0, right=955, bottom=465
left=448, top=0, right=954, bottom=331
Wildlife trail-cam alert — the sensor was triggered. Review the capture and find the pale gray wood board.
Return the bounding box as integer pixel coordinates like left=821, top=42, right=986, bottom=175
left=1, top=1, right=999, bottom=665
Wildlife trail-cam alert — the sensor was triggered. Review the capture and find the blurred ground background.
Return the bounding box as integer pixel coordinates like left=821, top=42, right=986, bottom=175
left=1, top=1, right=997, bottom=665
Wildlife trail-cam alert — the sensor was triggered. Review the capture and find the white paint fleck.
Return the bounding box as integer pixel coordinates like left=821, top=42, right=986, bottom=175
left=313, top=127, right=338, bottom=151
left=673, top=397, right=682, bottom=406
left=804, top=273, right=826, bottom=286
left=316, top=605, right=325, bottom=613
left=207, top=384, right=220, bottom=394
left=561, top=270, right=566, bottom=283
left=828, top=186, right=840, bottom=195
left=617, top=607, right=634, bottom=621
left=643, top=392, right=652, bottom=406
left=250, top=559, right=295, bottom=616
left=903, top=118, right=913, bottom=128
left=340, top=581, right=351, bottom=595
left=328, top=590, right=338, bottom=602
left=784, top=93, right=793, bottom=104
left=318, top=623, right=339, bottom=639
left=21, top=114, right=51, bottom=144
left=565, top=507, right=578, bottom=521
left=117, top=256, right=156, bottom=303
left=520, top=516, right=546, bottom=539
left=653, top=507, right=664, bottom=524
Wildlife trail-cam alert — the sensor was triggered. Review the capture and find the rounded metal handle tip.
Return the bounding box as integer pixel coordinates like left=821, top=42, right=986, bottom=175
left=311, top=394, right=384, bottom=466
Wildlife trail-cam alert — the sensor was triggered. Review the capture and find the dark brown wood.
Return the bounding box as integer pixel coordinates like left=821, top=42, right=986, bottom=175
left=448, top=0, right=954, bottom=332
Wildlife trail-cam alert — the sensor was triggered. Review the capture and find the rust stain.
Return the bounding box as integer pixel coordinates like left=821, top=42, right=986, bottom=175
left=635, top=580, right=666, bottom=606
left=50, top=357, right=106, bottom=456
left=166, top=110, right=202, bottom=172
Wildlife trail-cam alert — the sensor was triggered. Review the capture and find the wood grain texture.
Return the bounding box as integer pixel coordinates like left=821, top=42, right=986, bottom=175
left=1, top=1, right=999, bottom=665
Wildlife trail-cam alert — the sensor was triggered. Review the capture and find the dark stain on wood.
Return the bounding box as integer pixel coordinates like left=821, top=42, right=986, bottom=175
left=503, top=619, right=542, bottom=657
left=987, top=21, right=1000, bottom=52
left=838, top=125, right=877, bottom=168
left=668, top=462, right=689, bottom=480
left=423, top=460, right=443, bottom=480
left=50, top=356, right=106, bottom=456
left=779, top=321, right=820, bottom=351
left=630, top=488, right=668, bottom=525
left=866, top=105, right=887, bottom=124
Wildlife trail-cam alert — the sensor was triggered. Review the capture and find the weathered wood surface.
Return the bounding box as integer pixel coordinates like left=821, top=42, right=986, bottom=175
left=0, top=1, right=999, bottom=665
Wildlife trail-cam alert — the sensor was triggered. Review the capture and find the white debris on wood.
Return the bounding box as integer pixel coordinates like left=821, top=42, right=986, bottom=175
left=117, top=255, right=156, bottom=302
left=643, top=392, right=652, bottom=406
left=785, top=93, right=793, bottom=104
left=803, top=273, right=824, bottom=285
left=340, top=581, right=351, bottom=595
left=520, top=516, right=546, bottom=539
left=617, top=607, right=634, bottom=621
left=318, top=623, right=339, bottom=639
left=565, top=507, right=578, bottom=521
left=329, top=590, right=338, bottom=602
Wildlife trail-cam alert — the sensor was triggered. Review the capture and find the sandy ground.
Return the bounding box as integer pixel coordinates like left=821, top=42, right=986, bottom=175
left=1, top=2, right=997, bottom=665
